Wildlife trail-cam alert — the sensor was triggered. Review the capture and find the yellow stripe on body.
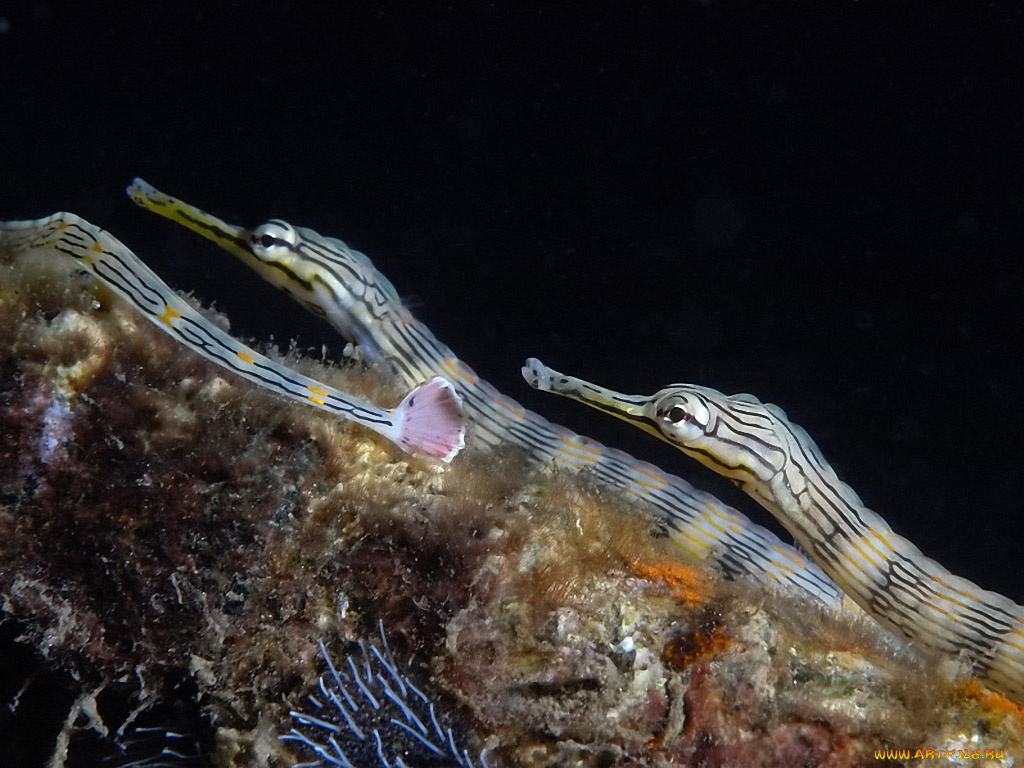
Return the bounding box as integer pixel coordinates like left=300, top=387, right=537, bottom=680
left=307, top=385, right=328, bottom=406
left=632, top=465, right=669, bottom=489
left=490, top=395, right=525, bottom=420
left=441, top=356, right=477, bottom=385
left=157, top=305, right=181, bottom=328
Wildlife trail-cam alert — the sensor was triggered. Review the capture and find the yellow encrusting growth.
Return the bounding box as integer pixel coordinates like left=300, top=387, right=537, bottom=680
left=628, top=558, right=707, bottom=604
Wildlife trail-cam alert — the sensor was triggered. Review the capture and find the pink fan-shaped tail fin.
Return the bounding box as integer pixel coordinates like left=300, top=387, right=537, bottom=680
left=392, top=377, right=466, bottom=462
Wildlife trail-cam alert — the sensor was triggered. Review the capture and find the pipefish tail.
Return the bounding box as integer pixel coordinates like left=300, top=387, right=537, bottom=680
left=0, top=214, right=465, bottom=462
left=127, top=178, right=847, bottom=610
left=521, top=356, right=1024, bottom=704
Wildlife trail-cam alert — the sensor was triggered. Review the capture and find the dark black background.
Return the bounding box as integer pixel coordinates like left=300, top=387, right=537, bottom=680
left=2, top=2, right=1022, bottom=612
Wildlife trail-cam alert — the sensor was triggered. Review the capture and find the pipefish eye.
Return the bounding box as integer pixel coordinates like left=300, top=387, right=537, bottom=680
left=250, top=220, right=297, bottom=254
left=665, top=404, right=688, bottom=424
left=654, top=394, right=709, bottom=442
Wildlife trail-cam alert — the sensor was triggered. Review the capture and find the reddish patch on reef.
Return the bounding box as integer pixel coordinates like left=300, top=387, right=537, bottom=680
left=668, top=662, right=853, bottom=767
left=663, top=610, right=731, bottom=671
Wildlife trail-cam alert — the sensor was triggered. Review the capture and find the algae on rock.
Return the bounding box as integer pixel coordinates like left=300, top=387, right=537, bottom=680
left=1, top=226, right=1021, bottom=767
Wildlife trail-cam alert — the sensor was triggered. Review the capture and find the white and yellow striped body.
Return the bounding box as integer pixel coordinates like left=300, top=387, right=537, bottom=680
left=0, top=213, right=465, bottom=462
left=126, top=179, right=848, bottom=609
left=522, top=357, right=1024, bottom=703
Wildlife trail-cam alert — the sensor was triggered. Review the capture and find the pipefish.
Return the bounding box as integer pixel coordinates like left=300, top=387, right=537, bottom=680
left=521, top=356, right=1024, bottom=704
left=124, top=178, right=845, bottom=611
left=0, top=213, right=465, bottom=462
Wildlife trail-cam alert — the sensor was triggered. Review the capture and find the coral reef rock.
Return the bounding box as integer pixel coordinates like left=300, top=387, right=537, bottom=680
left=2, top=232, right=1022, bottom=767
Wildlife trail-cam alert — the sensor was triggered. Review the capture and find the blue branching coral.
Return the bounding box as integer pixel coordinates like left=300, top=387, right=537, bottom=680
left=283, top=624, right=489, bottom=768
left=104, top=726, right=205, bottom=768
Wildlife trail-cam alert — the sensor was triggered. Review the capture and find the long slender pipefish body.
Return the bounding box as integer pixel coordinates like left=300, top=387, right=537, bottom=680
left=124, top=178, right=846, bottom=611
left=520, top=357, right=1024, bottom=704
left=0, top=214, right=465, bottom=462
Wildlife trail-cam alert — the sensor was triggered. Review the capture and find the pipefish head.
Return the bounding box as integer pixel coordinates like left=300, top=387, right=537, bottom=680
left=127, top=178, right=394, bottom=358
left=128, top=178, right=324, bottom=304
left=646, top=387, right=717, bottom=448
left=523, top=358, right=779, bottom=483
left=624, top=383, right=787, bottom=485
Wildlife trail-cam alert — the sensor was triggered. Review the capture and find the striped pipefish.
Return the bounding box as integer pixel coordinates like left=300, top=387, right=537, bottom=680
left=0, top=214, right=465, bottom=462
left=521, top=357, right=1024, bottom=704
left=125, top=178, right=845, bottom=609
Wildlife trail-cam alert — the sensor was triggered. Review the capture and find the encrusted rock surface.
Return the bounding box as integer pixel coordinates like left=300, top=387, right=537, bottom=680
left=2, top=233, right=1021, bottom=766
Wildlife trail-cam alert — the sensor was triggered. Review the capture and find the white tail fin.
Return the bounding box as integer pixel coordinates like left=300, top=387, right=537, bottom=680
left=392, top=377, right=465, bottom=462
